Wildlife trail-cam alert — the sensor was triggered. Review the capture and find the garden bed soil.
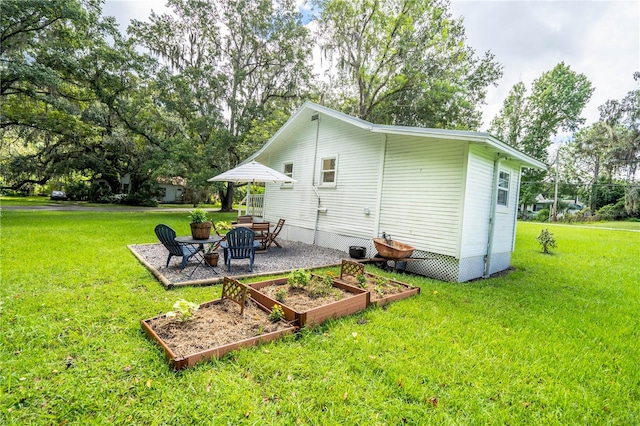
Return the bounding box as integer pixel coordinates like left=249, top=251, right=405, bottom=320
left=141, top=298, right=296, bottom=370
left=248, top=277, right=368, bottom=327
left=335, top=272, right=420, bottom=306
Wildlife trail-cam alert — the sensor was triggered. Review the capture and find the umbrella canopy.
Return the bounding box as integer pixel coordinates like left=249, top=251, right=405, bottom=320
left=207, top=161, right=295, bottom=183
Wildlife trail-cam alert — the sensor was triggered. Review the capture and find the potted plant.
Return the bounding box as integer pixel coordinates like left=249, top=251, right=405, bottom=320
left=204, top=245, right=219, bottom=266
left=188, top=208, right=212, bottom=239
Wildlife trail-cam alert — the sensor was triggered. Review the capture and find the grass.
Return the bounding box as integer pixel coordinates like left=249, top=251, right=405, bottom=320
left=1, top=210, right=639, bottom=424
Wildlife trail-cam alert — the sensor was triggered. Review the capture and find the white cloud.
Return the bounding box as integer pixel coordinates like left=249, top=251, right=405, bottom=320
left=450, top=0, right=640, bottom=130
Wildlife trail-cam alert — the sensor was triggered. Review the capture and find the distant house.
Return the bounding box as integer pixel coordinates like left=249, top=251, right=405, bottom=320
left=119, top=174, right=186, bottom=203
left=247, top=102, right=545, bottom=282
left=157, top=176, right=186, bottom=203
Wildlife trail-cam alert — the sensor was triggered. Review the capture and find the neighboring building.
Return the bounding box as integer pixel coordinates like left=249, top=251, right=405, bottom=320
left=247, top=102, right=546, bottom=282
left=157, top=176, right=186, bottom=203
left=120, top=174, right=186, bottom=203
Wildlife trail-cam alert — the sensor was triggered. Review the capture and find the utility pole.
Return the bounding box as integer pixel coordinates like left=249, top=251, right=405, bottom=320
left=552, top=148, right=560, bottom=222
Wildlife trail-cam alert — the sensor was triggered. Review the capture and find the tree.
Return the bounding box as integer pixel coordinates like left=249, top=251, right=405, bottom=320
left=129, top=0, right=313, bottom=209
left=490, top=63, right=593, bottom=217
left=0, top=0, right=156, bottom=195
left=313, top=0, right=502, bottom=129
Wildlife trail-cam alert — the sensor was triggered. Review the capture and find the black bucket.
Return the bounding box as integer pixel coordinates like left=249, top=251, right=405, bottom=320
left=349, top=246, right=367, bottom=259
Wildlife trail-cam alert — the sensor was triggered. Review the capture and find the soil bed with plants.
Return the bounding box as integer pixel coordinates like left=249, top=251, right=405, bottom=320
left=334, top=260, right=420, bottom=306
left=248, top=270, right=368, bottom=327
left=142, top=279, right=296, bottom=369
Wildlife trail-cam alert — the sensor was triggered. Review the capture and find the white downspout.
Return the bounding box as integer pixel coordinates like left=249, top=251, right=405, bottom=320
left=484, top=155, right=505, bottom=278
left=311, top=114, right=320, bottom=244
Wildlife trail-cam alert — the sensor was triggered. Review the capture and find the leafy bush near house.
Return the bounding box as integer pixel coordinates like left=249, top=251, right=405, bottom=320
left=533, top=208, right=550, bottom=222
left=595, top=200, right=626, bottom=221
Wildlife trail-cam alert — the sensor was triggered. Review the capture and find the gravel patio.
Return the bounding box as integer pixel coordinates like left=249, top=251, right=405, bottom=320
left=129, top=239, right=348, bottom=288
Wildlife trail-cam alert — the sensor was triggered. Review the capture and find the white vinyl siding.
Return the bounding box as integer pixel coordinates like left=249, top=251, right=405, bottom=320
left=378, top=135, right=466, bottom=257
left=459, top=147, right=520, bottom=258
left=459, top=147, right=494, bottom=258
left=311, top=116, right=382, bottom=238
left=258, top=113, right=382, bottom=239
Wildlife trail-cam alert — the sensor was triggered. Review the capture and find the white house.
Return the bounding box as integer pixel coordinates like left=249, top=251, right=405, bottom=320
left=247, top=102, right=546, bottom=282
left=156, top=176, right=186, bottom=203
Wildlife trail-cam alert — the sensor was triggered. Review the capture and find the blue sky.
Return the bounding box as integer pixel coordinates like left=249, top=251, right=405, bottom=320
left=103, top=0, right=640, bottom=132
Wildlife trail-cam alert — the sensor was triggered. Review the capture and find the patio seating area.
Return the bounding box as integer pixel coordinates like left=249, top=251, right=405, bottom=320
left=129, top=239, right=348, bottom=288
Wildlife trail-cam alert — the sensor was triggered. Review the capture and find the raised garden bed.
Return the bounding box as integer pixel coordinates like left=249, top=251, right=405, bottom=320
left=334, top=260, right=420, bottom=306
left=141, top=278, right=296, bottom=370
left=248, top=272, right=368, bottom=327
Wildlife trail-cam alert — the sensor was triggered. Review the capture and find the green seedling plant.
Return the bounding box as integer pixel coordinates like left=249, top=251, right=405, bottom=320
left=308, top=272, right=339, bottom=298
left=268, top=304, right=285, bottom=322
left=536, top=228, right=557, bottom=254
left=274, top=287, right=287, bottom=303
left=166, top=299, right=199, bottom=322
left=322, top=271, right=335, bottom=287
left=288, top=268, right=310, bottom=289
left=356, top=273, right=368, bottom=289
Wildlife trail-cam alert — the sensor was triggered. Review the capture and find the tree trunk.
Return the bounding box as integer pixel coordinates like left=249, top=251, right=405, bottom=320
left=220, top=183, right=234, bottom=212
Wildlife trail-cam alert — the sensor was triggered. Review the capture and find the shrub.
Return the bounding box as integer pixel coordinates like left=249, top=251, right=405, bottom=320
left=536, top=229, right=557, bottom=254
left=533, top=209, right=550, bottom=222
left=595, top=200, right=626, bottom=221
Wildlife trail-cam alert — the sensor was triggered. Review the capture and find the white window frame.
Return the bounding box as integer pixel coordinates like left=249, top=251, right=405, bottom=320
left=319, top=156, right=337, bottom=187
left=497, top=170, right=510, bottom=206
left=281, top=162, right=294, bottom=188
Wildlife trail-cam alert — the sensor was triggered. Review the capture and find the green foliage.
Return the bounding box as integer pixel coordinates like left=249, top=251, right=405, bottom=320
left=307, top=274, right=337, bottom=299
left=536, top=228, right=557, bottom=254
left=214, top=221, right=233, bottom=231
left=274, top=287, right=287, bottom=303
left=625, top=185, right=640, bottom=217
left=165, top=299, right=199, bottom=322
left=313, top=0, right=502, bottom=129
left=129, top=0, right=313, bottom=210
left=596, top=201, right=627, bottom=221
left=356, top=274, right=368, bottom=289
left=287, top=268, right=310, bottom=289
left=0, top=0, right=155, bottom=192
left=533, top=208, right=550, bottom=222
left=490, top=63, right=594, bottom=211
left=268, top=304, right=285, bottom=322
left=188, top=208, right=209, bottom=224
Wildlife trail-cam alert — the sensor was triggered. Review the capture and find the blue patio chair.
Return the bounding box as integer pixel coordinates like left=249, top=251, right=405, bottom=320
left=154, top=224, right=199, bottom=269
left=220, top=227, right=258, bottom=272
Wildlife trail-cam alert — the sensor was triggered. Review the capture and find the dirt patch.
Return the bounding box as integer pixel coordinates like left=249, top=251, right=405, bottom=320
left=145, top=298, right=291, bottom=358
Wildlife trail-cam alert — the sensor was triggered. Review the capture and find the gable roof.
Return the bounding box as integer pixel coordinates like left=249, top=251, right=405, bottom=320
left=247, top=101, right=547, bottom=169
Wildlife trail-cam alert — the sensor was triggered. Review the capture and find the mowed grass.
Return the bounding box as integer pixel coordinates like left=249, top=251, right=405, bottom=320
left=1, top=211, right=638, bottom=425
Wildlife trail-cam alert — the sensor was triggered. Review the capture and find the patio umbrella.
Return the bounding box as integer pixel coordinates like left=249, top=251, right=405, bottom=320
left=207, top=161, right=296, bottom=215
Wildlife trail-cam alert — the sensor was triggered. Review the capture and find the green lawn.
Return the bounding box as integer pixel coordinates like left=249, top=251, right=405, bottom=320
left=1, top=211, right=638, bottom=424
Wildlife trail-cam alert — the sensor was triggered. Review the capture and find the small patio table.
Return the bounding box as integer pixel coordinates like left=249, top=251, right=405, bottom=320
left=175, top=235, right=222, bottom=276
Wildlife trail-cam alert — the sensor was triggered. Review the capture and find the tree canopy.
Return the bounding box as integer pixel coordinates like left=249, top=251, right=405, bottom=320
left=313, top=0, right=502, bottom=129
